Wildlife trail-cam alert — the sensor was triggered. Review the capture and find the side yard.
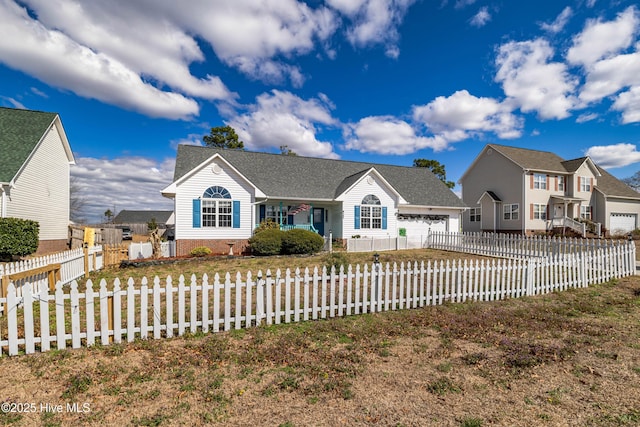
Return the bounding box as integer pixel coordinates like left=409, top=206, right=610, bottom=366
left=0, top=273, right=638, bottom=426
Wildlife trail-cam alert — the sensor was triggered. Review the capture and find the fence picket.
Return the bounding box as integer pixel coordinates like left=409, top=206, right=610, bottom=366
left=2, top=232, right=636, bottom=357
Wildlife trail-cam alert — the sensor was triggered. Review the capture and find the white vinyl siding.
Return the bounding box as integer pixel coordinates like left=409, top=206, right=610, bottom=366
left=6, top=123, right=71, bottom=241
left=340, top=174, right=397, bottom=238
left=174, top=158, right=253, bottom=240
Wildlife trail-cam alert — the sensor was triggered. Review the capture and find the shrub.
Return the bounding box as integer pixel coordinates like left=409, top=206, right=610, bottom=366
left=254, top=219, right=279, bottom=234
left=323, top=252, right=350, bottom=272
left=190, top=246, right=212, bottom=257
left=249, top=228, right=284, bottom=256
left=281, top=229, right=324, bottom=255
left=0, top=217, right=39, bottom=261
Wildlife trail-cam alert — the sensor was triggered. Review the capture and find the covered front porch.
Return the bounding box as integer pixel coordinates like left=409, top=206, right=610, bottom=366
left=254, top=201, right=337, bottom=236
left=549, top=195, right=600, bottom=237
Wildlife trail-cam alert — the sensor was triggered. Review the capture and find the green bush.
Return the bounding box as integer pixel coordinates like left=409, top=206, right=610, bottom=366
left=323, top=251, right=350, bottom=272
left=254, top=219, right=279, bottom=234
left=0, top=217, right=39, bottom=261
left=249, top=228, right=284, bottom=256
left=190, top=246, right=212, bottom=257
left=281, top=229, right=324, bottom=255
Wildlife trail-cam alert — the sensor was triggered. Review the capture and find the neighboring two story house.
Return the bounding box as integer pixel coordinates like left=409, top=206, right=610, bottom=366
left=0, top=107, right=75, bottom=253
left=161, top=145, right=466, bottom=256
left=460, top=144, right=640, bottom=236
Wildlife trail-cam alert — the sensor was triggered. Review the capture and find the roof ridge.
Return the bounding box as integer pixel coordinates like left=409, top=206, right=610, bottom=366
left=178, top=144, right=423, bottom=171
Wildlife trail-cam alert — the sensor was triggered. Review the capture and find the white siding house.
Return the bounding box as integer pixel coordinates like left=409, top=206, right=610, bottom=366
left=0, top=108, right=75, bottom=254
left=162, top=146, right=466, bottom=256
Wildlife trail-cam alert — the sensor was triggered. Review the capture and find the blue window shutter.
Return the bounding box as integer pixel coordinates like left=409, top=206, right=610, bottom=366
left=354, top=205, right=360, bottom=229
left=382, top=207, right=388, bottom=230
left=192, top=199, right=201, bottom=228
left=259, top=205, right=266, bottom=223
left=233, top=200, right=240, bottom=228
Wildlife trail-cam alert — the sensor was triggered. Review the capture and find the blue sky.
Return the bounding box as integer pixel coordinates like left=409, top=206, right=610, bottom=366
left=1, top=0, right=640, bottom=223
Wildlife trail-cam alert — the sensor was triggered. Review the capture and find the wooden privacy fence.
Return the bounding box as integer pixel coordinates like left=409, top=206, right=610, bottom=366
left=1, top=243, right=634, bottom=356
left=427, top=231, right=633, bottom=259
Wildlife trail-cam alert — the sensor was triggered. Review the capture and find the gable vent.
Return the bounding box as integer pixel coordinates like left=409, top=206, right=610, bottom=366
left=212, top=164, right=222, bottom=174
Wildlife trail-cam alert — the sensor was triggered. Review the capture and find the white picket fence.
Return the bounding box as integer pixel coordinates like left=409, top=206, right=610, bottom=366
left=1, top=242, right=635, bottom=356
left=0, top=246, right=103, bottom=299
left=426, top=231, right=632, bottom=259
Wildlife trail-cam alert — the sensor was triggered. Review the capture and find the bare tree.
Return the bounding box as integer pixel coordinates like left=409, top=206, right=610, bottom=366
left=69, top=176, right=87, bottom=223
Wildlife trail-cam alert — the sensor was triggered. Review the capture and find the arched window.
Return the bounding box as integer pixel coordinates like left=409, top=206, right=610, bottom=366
left=362, top=194, right=381, bottom=205
left=202, top=186, right=232, bottom=227
left=360, top=194, right=382, bottom=229
left=203, top=186, right=231, bottom=199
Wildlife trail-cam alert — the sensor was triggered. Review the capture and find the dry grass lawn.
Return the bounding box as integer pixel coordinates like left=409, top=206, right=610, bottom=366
left=0, top=249, right=639, bottom=426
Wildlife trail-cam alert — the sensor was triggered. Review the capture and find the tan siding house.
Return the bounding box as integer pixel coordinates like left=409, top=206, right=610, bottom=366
left=0, top=108, right=75, bottom=253
left=460, top=144, right=640, bottom=236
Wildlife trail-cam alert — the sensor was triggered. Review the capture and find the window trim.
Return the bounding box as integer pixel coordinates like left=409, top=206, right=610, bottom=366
left=503, top=203, right=519, bottom=221
left=201, top=186, right=233, bottom=228
left=580, top=176, right=592, bottom=192
left=469, top=207, right=481, bottom=222
left=580, top=205, right=592, bottom=220
left=533, top=203, right=547, bottom=220
left=533, top=173, right=547, bottom=190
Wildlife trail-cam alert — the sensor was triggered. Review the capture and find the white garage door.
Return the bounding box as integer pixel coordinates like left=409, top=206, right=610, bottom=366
left=609, top=213, right=637, bottom=234
left=398, top=217, right=449, bottom=248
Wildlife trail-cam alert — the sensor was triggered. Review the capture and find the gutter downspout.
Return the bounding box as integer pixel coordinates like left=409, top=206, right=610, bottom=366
left=0, top=185, right=8, bottom=218
left=523, top=169, right=528, bottom=235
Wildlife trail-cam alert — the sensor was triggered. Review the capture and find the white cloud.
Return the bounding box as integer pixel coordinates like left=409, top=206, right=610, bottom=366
left=30, top=87, right=48, bottom=98
left=0, top=0, right=200, bottom=119
left=454, top=0, right=476, bottom=9
left=566, top=6, right=639, bottom=68
left=470, top=7, right=491, bottom=28
left=71, top=156, right=175, bottom=223
left=575, top=112, right=598, bottom=123
left=344, top=116, right=448, bottom=155
left=0, top=96, right=26, bottom=109
left=153, top=0, right=338, bottom=85
left=577, top=48, right=640, bottom=106
left=585, top=143, right=640, bottom=168
left=326, top=0, right=416, bottom=58
left=22, top=0, right=235, bottom=102
left=612, top=86, right=640, bottom=123
left=540, top=7, right=572, bottom=33
left=495, top=38, right=578, bottom=120
left=227, top=90, right=339, bottom=158
left=413, top=90, right=523, bottom=140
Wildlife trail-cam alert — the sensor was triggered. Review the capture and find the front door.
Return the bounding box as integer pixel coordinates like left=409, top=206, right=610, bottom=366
left=313, top=208, right=325, bottom=236
left=554, top=204, right=563, bottom=219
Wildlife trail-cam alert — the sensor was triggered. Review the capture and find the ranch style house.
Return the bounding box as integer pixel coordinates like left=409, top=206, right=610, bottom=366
left=161, top=145, right=466, bottom=256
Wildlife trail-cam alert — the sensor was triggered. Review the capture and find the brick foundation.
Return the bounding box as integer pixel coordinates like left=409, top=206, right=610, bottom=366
left=177, top=239, right=250, bottom=256
left=36, top=239, right=69, bottom=255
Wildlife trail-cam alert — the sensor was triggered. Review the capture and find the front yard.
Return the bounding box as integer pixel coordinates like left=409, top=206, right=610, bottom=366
left=0, top=248, right=639, bottom=426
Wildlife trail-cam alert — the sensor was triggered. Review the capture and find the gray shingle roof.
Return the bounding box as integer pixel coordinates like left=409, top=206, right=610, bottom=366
left=595, top=166, right=640, bottom=199
left=0, top=107, right=58, bottom=183
left=173, top=145, right=466, bottom=208
left=487, top=144, right=639, bottom=200
left=114, top=210, right=173, bottom=224
left=489, top=144, right=567, bottom=172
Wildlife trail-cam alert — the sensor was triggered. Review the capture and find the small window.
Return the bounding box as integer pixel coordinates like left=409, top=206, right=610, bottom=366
left=580, top=176, right=591, bottom=192
left=533, top=204, right=547, bottom=220
left=580, top=205, right=592, bottom=220
left=503, top=203, right=519, bottom=220
left=557, top=176, right=565, bottom=192
left=362, top=194, right=381, bottom=205
left=469, top=207, right=481, bottom=222
left=534, top=173, right=547, bottom=190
